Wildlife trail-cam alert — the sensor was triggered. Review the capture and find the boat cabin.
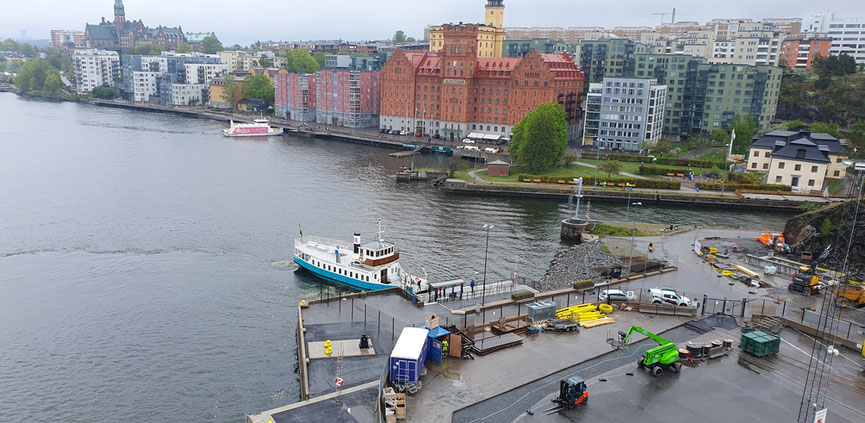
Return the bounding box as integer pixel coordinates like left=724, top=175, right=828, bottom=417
left=361, top=241, right=399, bottom=267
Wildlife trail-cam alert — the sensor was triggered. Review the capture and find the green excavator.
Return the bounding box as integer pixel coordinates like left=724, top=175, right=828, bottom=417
left=618, top=326, right=681, bottom=377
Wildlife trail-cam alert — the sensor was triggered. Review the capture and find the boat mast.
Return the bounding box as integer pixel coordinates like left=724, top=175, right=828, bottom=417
left=376, top=218, right=384, bottom=245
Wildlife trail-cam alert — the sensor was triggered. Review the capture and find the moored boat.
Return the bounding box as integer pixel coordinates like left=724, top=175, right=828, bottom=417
left=293, top=221, right=427, bottom=292
left=222, top=119, right=284, bottom=137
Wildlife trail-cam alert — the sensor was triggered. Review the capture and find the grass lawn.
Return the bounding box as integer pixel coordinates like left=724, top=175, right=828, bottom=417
left=592, top=223, right=657, bottom=237
left=578, top=159, right=715, bottom=178
left=478, top=163, right=597, bottom=182
left=696, top=150, right=728, bottom=161
left=450, top=171, right=474, bottom=183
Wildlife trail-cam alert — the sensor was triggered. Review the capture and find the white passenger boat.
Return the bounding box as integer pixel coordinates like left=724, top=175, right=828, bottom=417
left=293, top=221, right=428, bottom=292
left=222, top=119, right=284, bottom=137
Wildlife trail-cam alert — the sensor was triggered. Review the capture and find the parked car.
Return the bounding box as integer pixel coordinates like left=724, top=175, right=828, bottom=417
left=379, top=128, right=387, bottom=134
left=464, top=146, right=480, bottom=151
left=462, top=139, right=476, bottom=144
left=433, top=133, right=441, bottom=139
left=484, top=147, right=500, bottom=153
left=647, top=288, right=691, bottom=307
left=599, top=289, right=635, bottom=302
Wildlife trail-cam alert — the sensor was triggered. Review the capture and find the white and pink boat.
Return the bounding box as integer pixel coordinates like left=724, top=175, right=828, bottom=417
left=222, top=119, right=284, bottom=137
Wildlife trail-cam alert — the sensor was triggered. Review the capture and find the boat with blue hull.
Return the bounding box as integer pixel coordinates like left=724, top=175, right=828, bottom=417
left=293, top=222, right=427, bottom=292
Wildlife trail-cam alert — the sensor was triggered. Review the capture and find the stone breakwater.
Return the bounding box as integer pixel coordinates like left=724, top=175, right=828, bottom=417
left=536, top=241, right=622, bottom=291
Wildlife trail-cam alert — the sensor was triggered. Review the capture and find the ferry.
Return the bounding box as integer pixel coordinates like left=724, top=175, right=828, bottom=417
left=222, top=119, right=284, bottom=137
left=293, top=221, right=428, bottom=292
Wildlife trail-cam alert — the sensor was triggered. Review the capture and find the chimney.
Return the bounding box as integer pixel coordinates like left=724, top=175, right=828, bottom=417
left=353, top=233, right=361, bottom=254
left=101, top=17, right=106, bottom=24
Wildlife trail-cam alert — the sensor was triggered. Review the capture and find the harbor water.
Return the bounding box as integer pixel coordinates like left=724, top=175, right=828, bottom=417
left=0, top=93, right=793, bottom=422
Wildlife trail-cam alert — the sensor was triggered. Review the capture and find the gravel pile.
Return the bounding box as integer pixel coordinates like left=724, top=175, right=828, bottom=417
left=536, top=241, right=623, bottom=291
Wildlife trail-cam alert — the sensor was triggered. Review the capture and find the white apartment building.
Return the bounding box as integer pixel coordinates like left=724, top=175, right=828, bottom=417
left=218, top=50, right=287, bottom=73
left=73, top=49, right=120, bottom=94
left=581, top=83, right=602, bottom=146
left=184, top=63, right=227, bottom=85
left=168, top=83, right=207, bottom=106
left=132, top=71, right=161, bottom=102
left=596, top=77, right=667, bottom=151
left=803, top=12, right=865, bottom=64
left=711, top=30, right=781, bottom=65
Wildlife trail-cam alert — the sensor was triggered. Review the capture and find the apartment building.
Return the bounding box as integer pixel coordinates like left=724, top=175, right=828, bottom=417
left=633, top=54, right=781, bottom=135
left=73, top=49, right=120, bottom=94
left=132, top=71, right=161, bottom=102
left=315, top=70, right=381, bottom=128
left=502, top=38, right=575, bottom=58
left=780, top=37, right=832, bottom=68
left=184, top=63, right=228, bottom=85
left=594, top=77, right=667, bottom=151
left=803, top=12, right=865, bottom=64
left=582, top=83, right=602, bottom=146
left=274, top=70, right=317, bottom=122
left=578, top=39, right=651, bottom=84
left=50, top=30, right=85, bottom=49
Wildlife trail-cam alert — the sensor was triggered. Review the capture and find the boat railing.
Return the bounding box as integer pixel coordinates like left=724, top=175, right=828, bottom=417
left=296, top=236, right=353, bottom=252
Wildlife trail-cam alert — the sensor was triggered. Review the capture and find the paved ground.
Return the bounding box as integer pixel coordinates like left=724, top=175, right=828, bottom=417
left=270, top=385, right=378, bottom=423
left=518, top=326, right=865, bottom=423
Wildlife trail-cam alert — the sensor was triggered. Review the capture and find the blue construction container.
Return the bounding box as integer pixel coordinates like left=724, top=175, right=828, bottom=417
left=425, top=326, right=451, bottom=364
left=389, top=327, right=430, bottom=384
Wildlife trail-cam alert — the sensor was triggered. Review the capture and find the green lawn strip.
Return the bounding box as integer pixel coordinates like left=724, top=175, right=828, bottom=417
left=592, top=223, right=657, bottom=237
left=478, top=164, right=597, bottom=182
left=578, top=159, right=713, bottom=177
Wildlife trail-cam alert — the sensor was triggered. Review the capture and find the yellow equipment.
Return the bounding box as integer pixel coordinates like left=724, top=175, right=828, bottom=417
left=836, top=285, right=865, bottom=308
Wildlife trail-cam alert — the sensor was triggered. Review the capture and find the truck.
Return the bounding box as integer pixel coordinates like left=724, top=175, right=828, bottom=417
left=389, top=327, right=430, bottom=392
left=618, top=326, right=681, bottom=377
left=836, top=285, right=865, bottom=308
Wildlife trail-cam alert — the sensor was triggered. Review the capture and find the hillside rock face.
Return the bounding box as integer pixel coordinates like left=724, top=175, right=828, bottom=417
left=783, top=200, right=865, bottom=280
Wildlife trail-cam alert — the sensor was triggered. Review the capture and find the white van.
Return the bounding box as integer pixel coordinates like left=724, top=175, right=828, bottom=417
left=464, top=146, right=480, bottom=151
left=484, top=147, right=500, bottom=153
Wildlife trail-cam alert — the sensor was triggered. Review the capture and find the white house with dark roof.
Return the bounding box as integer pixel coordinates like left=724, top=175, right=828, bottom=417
left=746, top=129, right=848, bottom=192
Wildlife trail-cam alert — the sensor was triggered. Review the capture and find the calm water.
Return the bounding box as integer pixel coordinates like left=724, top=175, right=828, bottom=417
left=0, top=93, right=792, bottom=422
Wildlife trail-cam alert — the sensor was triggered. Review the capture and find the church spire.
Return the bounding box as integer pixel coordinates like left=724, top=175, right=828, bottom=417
left=114, top=0, right=126, bottom=37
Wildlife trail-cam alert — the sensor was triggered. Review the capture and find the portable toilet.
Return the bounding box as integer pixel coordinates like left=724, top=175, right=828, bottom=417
left=424, top=326, right=451, bottom=364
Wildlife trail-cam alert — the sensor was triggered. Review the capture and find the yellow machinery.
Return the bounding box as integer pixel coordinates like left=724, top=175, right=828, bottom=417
left=836, top=285, right=865, bottom=308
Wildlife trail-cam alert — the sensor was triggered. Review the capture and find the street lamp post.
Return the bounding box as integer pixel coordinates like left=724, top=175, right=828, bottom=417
left=628, top=202, right=642, bottom=277
left=482, top=223, right=494, bottom=306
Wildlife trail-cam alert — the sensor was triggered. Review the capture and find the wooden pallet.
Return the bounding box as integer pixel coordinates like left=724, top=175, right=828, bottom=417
left=580, top=317, right=616, bottom=328
left=491, top=319, right=530, bottom=335
left=470, top=333, right=523, bottom=356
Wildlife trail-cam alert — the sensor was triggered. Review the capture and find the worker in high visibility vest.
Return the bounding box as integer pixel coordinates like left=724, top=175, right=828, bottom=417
left=442, top=339, right=449, bottom=358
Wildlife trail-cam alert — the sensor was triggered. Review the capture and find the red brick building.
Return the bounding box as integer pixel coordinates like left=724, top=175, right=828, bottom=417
left=780, top=37, right=832, bottom=69
left=380, top=23, right=584, bottom=141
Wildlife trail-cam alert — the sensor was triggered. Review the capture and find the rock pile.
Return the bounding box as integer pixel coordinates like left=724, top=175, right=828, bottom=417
left=536, top=241, right=622, bottom=291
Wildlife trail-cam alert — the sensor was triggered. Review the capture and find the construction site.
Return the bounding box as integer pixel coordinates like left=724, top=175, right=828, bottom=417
left=244, top=216, right=865, bottom=423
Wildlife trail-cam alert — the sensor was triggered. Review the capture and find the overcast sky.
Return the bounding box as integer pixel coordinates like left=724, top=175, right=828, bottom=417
left=2, top=0, right=862, bottom=45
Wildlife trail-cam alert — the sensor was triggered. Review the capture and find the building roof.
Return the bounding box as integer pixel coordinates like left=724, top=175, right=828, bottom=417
left=185, top=32, right=214, bottom=43
left=751, top=130, right=842, bottom=155
left=488, top=160, right=509, bottom=165
left=751, top=129, right=842, bottom=164
left=86, top=23, right=117, bottom=40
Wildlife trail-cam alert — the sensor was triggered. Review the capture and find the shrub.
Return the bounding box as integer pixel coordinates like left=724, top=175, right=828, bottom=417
left=695, top=183, right=790, bottom=192
left=573, top=280, right=595, bottom=290
left=582, top=152, right=724, bottom=169
left=639, top=165, right=691, bottom=176
left=511, top=290, right=535, bottom=301
left=517, top=173, right=681, bottom=190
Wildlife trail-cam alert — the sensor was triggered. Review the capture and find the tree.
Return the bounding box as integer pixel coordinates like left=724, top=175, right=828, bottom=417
left=599, top=160, right=622, bottom=179
left=729, top=114, right=757, bottom=154
left=442, top=157, right=469, bottom=178
left=393, top=30, right=407, bottom=43
left=814, top=54, right=857, bottom=77
left=406, top=37, right=417, bottom=43
left=711, top=129, right=729, bottom=145
left=13, top=59, right=52, bottom=93
left=257, top=54, right=273, bottom=68
left=507, top=119, right=526, bottom=154
left=221, top=75, right=241, bottom=106
left=820, top=217, right=833, bottom=236
left=131, top=44, right=166, bottom=55
left=285, top=48, right=320, bottom=73
left=176, top=42, right=193, bottom=53
left=313, top=52, right=326, bottom=69
left=809, top=121, right=840, bottom=138
left=90, top=86, right=114, bottom=99
left=201, top=36, right=223, bottom=54
left=654, top=140, right=673, bottom=153
left=784, top=119, right=807, bottom=130
left=849, top=121, right=865, bottom=157
left=242, top=74, right=274, bottom=105
left=42, top=71, right=63, bottom=94
left=513, top=103, right=569, bottom=173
